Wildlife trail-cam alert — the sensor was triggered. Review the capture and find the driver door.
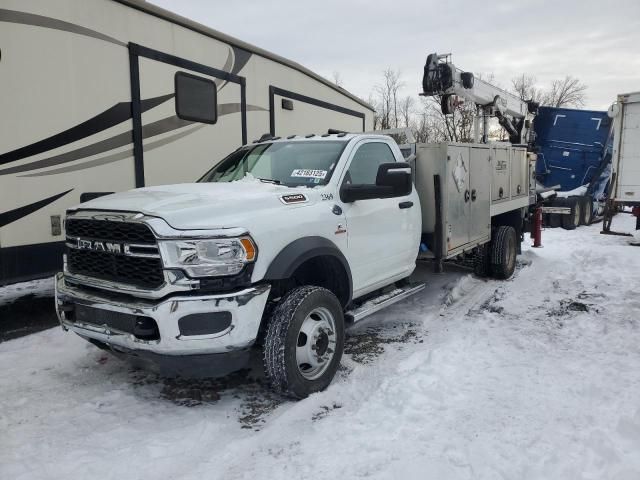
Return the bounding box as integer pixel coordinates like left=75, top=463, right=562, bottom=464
left=338, top=140, right=416, bottom=297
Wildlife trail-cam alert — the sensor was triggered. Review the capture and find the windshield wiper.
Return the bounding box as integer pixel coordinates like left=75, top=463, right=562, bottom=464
left=257, top=178, right=281, bottom=185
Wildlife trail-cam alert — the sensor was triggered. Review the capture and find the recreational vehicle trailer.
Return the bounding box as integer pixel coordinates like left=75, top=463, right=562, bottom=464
left=0, top=0, right=374, bottom=285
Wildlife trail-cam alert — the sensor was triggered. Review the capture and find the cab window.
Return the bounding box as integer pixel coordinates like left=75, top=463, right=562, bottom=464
left=344, top=142, right=396, bottom=186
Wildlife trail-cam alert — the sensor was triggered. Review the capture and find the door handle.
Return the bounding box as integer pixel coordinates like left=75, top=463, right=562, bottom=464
left=399, top=201, right=413, bottom=209
left=471, top=189, right=477, bottom=202
left=464, top=190, right=470, bottom=202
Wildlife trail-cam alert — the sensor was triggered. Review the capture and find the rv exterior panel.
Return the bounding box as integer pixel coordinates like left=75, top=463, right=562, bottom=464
left=0, top=0, right=374, bottom=284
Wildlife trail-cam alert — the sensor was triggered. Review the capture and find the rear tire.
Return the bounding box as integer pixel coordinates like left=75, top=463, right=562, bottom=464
left=549, top=198, right=563, bottom=228
left=491, top=226, right=517, bottom=280
left=262, top=286, right=344, bottom=399
left=473, top=243, right=491, bottom=277
left=562, top=197, right=581, bottom=230
left=580, top=196, right=593, bottom=225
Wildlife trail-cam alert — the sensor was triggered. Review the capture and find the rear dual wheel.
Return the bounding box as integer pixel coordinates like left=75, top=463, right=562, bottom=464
left=561, top=197, right=582, bottom=230
left=473, top=242, right=491, bottom=277
left=579, top=196, right=593, bottom=225
left=474, top=225, right=518, bottom=280
left=548, top=200, right=563, bottom=228
left=490, top=226, right=517, bottom=279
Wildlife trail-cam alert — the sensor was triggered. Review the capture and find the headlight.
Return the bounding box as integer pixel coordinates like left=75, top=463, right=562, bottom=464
left=158, top=236, right=257, bottom=277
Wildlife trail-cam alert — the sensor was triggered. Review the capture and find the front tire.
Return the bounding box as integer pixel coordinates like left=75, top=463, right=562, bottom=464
left=263, top=286, right=344, bottom=399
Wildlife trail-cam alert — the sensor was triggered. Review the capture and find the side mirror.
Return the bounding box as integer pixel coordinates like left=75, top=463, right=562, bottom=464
left=341, top=162, right=412, bottom=203
left=375, top=162, right=412, bottom=196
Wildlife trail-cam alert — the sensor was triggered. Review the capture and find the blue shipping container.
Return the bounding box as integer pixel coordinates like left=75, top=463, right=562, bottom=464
left=534, top=106, right=611, bottom=192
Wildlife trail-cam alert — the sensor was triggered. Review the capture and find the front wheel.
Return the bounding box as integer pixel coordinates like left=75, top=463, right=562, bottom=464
left=262, top=286, right=344, bottom=399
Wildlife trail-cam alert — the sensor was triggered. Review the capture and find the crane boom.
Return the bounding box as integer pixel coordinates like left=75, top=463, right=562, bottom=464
left=421, top=53, right=538, bottom=146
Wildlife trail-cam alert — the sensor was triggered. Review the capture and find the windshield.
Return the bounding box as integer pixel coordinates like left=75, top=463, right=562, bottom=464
left=198, top=140, right=348, bottom=187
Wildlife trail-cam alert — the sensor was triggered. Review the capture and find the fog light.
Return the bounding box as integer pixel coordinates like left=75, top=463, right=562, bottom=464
left=133, top=316, right=159, bottom=341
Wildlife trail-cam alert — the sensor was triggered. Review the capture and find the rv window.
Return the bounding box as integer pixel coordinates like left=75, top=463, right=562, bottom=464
left=175, top=72, right=217, bottom=124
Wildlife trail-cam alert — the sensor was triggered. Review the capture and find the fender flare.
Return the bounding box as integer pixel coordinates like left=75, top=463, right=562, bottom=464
left=263, top=236, right=353, bottom=305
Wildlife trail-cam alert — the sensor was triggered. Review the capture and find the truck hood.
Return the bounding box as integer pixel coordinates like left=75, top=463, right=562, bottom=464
left=75, top=180, right=316, bottom=230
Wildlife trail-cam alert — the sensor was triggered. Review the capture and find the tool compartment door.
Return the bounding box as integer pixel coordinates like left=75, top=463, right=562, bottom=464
left=510, top=148, right=528, bottom=198
left=445, top=145, right=471, bottom=252
left=469, top=147, right=491, bottom=244
left=491, top=146, right=511, bottom=201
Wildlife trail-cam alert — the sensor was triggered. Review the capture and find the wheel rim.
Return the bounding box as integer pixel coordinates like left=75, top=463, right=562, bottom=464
left=296, top=307, right=337, bottom=380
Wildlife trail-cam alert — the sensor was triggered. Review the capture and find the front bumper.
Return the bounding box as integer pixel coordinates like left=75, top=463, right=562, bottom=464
left=54, top=273, right=271, bottom=356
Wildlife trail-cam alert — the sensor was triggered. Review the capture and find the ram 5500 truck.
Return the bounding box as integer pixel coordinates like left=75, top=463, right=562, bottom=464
left=55, top=133, right=532, bottom=398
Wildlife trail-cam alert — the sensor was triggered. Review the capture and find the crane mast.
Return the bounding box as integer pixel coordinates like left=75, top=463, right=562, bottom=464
left=421, top=53, right=539, bottom=146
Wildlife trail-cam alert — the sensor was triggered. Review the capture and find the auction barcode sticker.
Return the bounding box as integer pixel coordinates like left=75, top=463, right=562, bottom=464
left=291, top=169, right=328, bottom=179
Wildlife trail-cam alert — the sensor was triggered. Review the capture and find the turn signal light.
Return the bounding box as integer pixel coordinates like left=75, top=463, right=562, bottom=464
left=240, top=237, right=257, bottom=261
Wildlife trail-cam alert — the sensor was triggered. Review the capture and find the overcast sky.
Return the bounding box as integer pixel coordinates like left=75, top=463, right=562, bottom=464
left=150, top=0, right=640, bottom=110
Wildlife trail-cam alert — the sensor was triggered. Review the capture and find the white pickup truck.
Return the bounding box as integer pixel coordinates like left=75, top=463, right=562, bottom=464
left=55, top=133, right=532, bottom=398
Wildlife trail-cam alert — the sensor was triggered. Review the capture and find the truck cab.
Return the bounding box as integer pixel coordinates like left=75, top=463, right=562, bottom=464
left=55, top=133, right=421, bottom=398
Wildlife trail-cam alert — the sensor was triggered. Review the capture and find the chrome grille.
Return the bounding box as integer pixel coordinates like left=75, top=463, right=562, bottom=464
left=66, top=218, right=164, bottom=289
left=66, top=218, right=156, bottom=244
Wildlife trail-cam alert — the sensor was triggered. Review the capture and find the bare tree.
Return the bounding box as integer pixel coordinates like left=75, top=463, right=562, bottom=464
left=543, top=76, right=587, bottom=108
left=412, top=98, right=444, bottom=143
left=373, top=68, right=403, bottom=130
left=437, top=96, right=476, bottom=142
left=369, top=69, right=530, bottom=143
left=412, top=113, right=431, bottom=142
left=398, top=96, right=414, bottom=128
left=511, top=74, right=542, bottom=103
left=369, top=68, right=589, bottom=147
left=364, top=93, right=381, bottom=130
left=513, top=73, right=587, bottom=108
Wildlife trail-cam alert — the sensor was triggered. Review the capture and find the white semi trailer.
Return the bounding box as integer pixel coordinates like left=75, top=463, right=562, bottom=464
left=0, top=0, right=374, bottom=285
left=609, top=91, right=640, bottom=205
left=602, top=91, right=640, bottom=235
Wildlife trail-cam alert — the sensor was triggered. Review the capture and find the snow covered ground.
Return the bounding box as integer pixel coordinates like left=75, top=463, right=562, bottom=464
left=0, top=278, right=53, bottom=307
left=1, top=215, right=639, bottom=480
left=0, top=278, right=56, bottom=342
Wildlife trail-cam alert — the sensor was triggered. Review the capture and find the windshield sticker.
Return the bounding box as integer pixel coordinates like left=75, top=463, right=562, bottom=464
left=280, top=193, right=308, bottom=204
left=291, top=169, right=328, bottom=179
